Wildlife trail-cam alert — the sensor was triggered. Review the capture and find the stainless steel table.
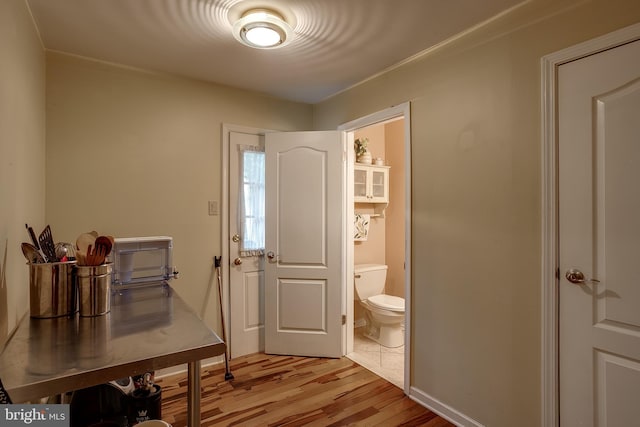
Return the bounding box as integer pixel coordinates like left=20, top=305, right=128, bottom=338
left=0, top=284, right=225, bottom=427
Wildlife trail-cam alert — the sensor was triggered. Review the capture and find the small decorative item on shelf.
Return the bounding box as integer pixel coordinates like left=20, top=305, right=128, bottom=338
left=354, top=137, right=372, bottom=164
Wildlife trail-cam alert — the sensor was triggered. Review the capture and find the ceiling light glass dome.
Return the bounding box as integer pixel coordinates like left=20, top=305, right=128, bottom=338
left=233, top=9, right=292, bottom=49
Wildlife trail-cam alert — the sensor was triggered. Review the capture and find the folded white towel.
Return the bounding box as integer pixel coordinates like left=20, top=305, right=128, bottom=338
left=354, top=213, right=370, bottom=241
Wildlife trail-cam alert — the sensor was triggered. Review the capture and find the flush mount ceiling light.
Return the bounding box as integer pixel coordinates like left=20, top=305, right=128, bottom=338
left=232, top=9, right=292, bottom=49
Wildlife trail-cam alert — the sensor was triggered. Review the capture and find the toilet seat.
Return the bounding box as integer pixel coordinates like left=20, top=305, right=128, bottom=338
left=367, top=294, right=405, bottom=312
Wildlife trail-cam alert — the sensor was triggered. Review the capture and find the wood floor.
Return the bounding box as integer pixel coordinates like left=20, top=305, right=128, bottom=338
left=156, top=353, right=454, bottom=426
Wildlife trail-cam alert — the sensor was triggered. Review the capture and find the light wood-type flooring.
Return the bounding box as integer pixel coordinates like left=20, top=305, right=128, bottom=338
left=156, top=353, right=454, bottom=426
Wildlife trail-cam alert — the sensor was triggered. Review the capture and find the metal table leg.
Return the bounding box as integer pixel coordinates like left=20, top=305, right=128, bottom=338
left=187, top=360, right=201, bottom=427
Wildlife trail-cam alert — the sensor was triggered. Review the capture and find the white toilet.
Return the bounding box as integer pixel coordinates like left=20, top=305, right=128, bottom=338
left=354, top=264, right=405, bottom=348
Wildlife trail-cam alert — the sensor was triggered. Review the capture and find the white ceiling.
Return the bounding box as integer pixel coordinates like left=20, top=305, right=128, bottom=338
left=27, top=0, right=524, bottom=103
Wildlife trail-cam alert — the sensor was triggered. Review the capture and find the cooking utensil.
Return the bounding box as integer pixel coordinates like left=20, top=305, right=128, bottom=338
left=38, top=225, right=57, bottom=262
left=54, top=242, right=68, bottom=261
left=25, top=224, right=40, bottom=250
left=76, top=232, right=96, bottom=254
left=95, top=236, right=113, bottom=258
left=25, top=224, right=47, bottom=261
left=55, top=242, right=76, bottom=261
left=94, top=244, right=107, bottom=265
left=75, top=250, right=86, bottom=266
left=84, top=244, right=107, bottom=266
left=21, top=242, right=45, bottom=264
left=85, top=245, right=94, bottom=266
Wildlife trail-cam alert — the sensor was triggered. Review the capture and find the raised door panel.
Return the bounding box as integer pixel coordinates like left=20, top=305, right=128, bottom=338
left=277, top=147, right=327, bottom=267
left=595, top=81, right=640, bottom=329
left=278, top=279, right=326, bottom=332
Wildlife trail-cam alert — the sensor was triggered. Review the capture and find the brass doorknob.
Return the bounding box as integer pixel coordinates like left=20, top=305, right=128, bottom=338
left=233, top=257, right=242, bottom=266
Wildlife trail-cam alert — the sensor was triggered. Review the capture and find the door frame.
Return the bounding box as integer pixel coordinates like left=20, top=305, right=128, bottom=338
left=338, top=102, right=411, bottom=394
left=540, top=23, right=640, bottom=427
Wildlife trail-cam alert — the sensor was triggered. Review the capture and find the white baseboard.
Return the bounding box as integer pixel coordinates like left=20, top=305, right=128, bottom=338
left=155, top=355, right=225, bottom=379
left=410, top=386, right=484, bottom=427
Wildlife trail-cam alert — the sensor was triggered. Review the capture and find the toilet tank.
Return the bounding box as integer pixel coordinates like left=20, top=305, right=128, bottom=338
left=354, top=264, right=387, bottom=300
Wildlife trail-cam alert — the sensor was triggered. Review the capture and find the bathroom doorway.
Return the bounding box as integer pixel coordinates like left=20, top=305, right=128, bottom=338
left=339, top=103, right=411, bottom=392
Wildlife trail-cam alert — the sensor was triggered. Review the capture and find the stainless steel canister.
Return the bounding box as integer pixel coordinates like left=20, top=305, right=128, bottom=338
left=29, top=261, right=77, bottom=318
left=75, top=263, right=112, bottom=317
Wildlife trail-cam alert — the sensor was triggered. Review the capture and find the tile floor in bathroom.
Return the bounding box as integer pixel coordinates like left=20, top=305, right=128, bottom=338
left=347, top=327, right=404, bottom=389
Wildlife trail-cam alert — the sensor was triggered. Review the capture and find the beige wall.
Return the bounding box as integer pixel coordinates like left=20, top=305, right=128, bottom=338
left=384, top=120, right=405, bottom=298
left=0, top=0, right=46, bottom=347
left=313, top=0, right=640, bottom=425
left=45, top=52, right=312, bottom=331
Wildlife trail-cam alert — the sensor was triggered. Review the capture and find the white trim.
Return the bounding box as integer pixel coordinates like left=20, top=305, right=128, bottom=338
left=410, top=386, right=484, bottom=427
left=155, top=356, right=224, bottom=379
left=540, top=22, right=640, bottom=427
left=338, top=102, right=412, bottom=395
left=343, top=133, right=355, bottom=356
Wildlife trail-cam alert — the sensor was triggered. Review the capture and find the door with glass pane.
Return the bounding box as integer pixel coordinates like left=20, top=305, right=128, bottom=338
left=229, top=129, right=346, bottom=358
left=229, top=131, right=265, bottom=358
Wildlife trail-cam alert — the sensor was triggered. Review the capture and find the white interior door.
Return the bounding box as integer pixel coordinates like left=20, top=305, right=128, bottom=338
left=264, top=130, right=345, bottom=358
left=559, top=40, right=640, bottom=426
left=229, top=131, right=264, bottom=358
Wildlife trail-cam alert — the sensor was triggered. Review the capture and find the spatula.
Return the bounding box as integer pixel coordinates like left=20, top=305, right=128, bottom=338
left=38, top=225, right=57, bottom=262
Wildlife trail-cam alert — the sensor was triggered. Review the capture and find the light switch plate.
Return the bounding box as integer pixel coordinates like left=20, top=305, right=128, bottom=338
left=208, top=200, right=218, bottom=216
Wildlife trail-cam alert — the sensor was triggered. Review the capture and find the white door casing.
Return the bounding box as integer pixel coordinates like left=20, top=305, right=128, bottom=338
left=338, top=102, right=412, bottom=395
left=541, top=24, right=640, bottom=426
left=558, top=39, right=640, bottom=426
left=228, top=131, right=265, bottom=358
left=264, top=130, right=345, bottom=358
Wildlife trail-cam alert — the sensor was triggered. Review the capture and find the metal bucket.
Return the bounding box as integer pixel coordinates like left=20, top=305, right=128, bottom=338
left=127, top=384, right=162, bottom=425
left=29, top=261, right=77, bottom=318
left=76, top=263, right=112, bottom=317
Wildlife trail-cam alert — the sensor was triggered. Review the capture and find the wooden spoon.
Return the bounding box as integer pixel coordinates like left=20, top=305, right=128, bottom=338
left=95, top=236, right=113, bottom=258
left=76, top=233, right=96, bottom=254
left=86, top=244, right=94, bottom=266
left=75, top=250, right=86, bottom=266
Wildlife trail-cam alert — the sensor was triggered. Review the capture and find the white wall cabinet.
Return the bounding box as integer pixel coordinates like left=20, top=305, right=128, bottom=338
left=354, top=164, right=390, bottom=203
